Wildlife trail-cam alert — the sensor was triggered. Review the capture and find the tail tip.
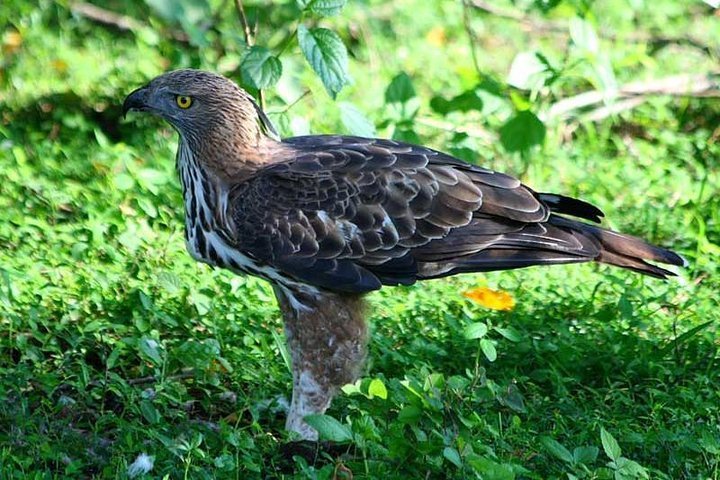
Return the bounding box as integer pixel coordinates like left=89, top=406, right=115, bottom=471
left=678, top=253, right=690, bottom=268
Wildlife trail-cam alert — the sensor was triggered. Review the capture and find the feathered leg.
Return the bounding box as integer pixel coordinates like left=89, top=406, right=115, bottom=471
left=274, top=287, right=368, bottom=440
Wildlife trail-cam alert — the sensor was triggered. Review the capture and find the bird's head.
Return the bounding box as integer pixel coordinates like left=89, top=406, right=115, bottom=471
left=123, top=69, right=278, bottom=148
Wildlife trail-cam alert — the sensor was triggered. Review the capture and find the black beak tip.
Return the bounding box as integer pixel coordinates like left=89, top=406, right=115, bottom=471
left=122, top=86, right=149, bottom=119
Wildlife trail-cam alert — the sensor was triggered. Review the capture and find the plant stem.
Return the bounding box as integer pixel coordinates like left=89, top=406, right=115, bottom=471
left=234, top=0, right=265, bottom=107
left=461, top=0, right=482, bottom=78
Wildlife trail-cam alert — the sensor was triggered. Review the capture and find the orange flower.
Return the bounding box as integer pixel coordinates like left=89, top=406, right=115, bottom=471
left=51, top=59, right=68, bottom=73
left=425, top=27, right=447, bottom=47
left=463, top=287, right=515, bottom=311
left=2, top=31, right=22, bottom=55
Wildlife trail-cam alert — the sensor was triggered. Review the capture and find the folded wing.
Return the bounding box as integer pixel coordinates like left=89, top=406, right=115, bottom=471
left=226, top=135, right=683, bottom=293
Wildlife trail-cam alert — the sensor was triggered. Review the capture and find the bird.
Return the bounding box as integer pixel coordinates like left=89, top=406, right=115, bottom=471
left=123, top=69, right=685, bottom=441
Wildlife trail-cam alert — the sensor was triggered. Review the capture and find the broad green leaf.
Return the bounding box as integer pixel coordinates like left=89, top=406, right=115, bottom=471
left=494, top=326, right=522, bottom=342
left=615, top=458, right=649, bottom=478
left=397, top=405, right=422, bottom=423
left=140, top=291, right=153, bottom=311
left=189, top=291, right=211, bottom=315
left=340, top=379, right=362, bottom=396
left=429, top=89, right=483, bottom=115
left=569, top=17, right=599, bottom=53
left=303, top=414, right=352, bottom=442
left=240, top=46, right=282, bottom=89
left=70, top=242, right=88, bottom=260
left=392, top=127, right=420, bottom=144
left=299, top=0, right=347, bottom=16
left=423, top=372, right=445, bottom=391
left=156, top=271, right=182, bottom=295
left=136, top=168, right=168, bottom=193
left=114, top=173, right=135, bottom=191
left=499, top=110, right=546, bottom=152
left=138, top=336, right=162, bottom=365
left=540, top=436, right=573, bottom=463
left=137, top=197, right=157, bottom=218
left=339, top=102, right=376, bottom=137
left=385, top=72, right=415, bottom=104
left=507, top=51, right=548, bottom=90
left=297, top=25, right=350, bottom=99
left=600, top=427, right=622, bottom=462
left=573, top=446, right=599, bottom=465
left=268, top=111, right=292, bottom=138
left=467, top=456, right=516, bottom=480
left=443, top=447, right=462, bottom=468
left=480, top=339, right=497, bottom=362
left=106, top=348, right=122, bottom=370
left=503, top=383, right=526, bottom=413
left=368, top=378, right=388, bottom=400
left=464, top=322, right=488, bottom=340
left=618, top=295, right=633, bottom=319
left=139, top=399, right=161, bottom=424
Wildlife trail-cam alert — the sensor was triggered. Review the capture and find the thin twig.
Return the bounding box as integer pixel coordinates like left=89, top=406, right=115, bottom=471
left=581, top=97, right=647, bottom=122
left=71, top=1, right=140, bottom=30
left=461, top=0, right=482, bottom=78
left=70, top=2, right=189, bottom=43
left=233, top=0, right=264, bottom=108
left=470, top=0, right=525, bottom=21
left=545, top=73, right=720, bottom=122
left=127, top=368, right=195, bottom=385
left=234, top=0, right=253, bottom=47
left=414, top=116, right=495, bottom=143
left=270, top=89, right=312, bottom=115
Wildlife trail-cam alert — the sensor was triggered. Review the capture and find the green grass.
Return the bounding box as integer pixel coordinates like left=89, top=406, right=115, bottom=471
left=1, top=0, right=719, bottom=478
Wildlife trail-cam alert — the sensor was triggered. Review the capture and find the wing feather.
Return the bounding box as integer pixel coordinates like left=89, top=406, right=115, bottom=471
left=225, top=135, right=632, bottom=292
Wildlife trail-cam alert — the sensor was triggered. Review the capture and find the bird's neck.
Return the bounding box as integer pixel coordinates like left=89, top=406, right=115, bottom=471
left=183, top=120, right=287, bottom=183
left=176, top=139, right=222, bottom=230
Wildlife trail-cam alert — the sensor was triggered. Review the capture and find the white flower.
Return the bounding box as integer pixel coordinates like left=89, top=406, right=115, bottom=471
left=127, top=453, right=154, bottom=478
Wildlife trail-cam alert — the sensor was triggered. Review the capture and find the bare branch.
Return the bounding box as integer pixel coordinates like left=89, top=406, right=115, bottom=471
left=234, top=0, right=254, bottom=47
left=70, top=2, right=189, bottom=43
left=469, top=0, right=716, bottom=55
left=546, top=73, right=720, bottom=122
left=461, top=0, right=482, bottom=78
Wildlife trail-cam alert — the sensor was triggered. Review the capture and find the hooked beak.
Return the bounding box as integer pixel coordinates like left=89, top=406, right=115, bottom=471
left=122, top=86, right=150, bottom=118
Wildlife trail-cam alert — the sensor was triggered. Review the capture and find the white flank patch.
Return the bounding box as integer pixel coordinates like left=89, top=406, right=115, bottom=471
left=127, top=453, right=154, bottom=478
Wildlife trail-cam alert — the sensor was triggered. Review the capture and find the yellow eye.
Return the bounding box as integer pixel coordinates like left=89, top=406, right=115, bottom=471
left=176, top=95, right=193, bottom=109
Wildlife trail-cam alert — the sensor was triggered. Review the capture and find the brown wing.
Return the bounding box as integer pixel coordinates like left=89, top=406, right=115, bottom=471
left=226, top=136, right=566, bottom=292
left=226, top=135, right=682, bottom=292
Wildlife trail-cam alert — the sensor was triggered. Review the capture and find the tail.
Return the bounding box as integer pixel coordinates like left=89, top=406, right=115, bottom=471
left=549, top=215, right=686, bottom=278
left=415, top=214, right=685, bottom=280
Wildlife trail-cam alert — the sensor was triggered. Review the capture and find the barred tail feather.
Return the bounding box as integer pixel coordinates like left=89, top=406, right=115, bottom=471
left=415, top=214, right=685, bottom=280
left=549, top=216, right=686, bottom=278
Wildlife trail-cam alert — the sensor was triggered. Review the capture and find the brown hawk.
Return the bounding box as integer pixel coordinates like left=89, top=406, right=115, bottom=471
left=123, top=69, right=684, bottom=440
